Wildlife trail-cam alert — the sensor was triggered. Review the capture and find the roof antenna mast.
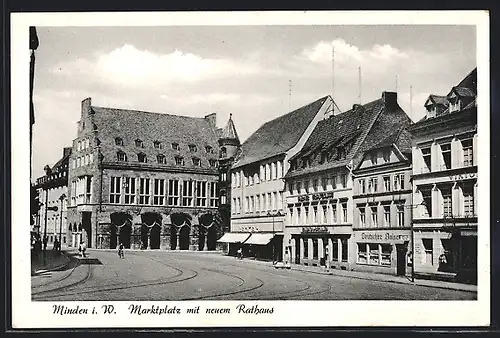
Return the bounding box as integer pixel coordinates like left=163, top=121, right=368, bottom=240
left=289, top=79, right=292, bottom=112
left=332, top=43, right=335, bottom=112
left=395, top=74, right=399, bottom=93
left=358, top=66, right=362, bottom=104
left=410, top=85, right=413, bottom=121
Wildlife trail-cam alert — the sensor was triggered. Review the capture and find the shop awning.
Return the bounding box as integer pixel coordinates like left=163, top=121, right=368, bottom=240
left=245, top=233, right=274, bottom=245
left=217, top=232, right=251, bottom=243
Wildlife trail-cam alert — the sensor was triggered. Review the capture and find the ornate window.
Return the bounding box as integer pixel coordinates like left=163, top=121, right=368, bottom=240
left=157, top=154, right=166, bottom=164
left=137, top=153, right=147, bottom=163
left=117, top=151, right=127, bottom=162
left=135, top=139, right=144, bottom=148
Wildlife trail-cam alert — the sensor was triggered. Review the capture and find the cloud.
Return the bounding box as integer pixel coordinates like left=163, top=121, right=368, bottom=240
left=51, top=44, right=260, bottom=87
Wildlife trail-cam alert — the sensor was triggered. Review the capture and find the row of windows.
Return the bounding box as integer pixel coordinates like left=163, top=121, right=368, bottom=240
left=301, top=237, right=349, bottom=262
left=357, top=203, right=405, bottom=228
left=357, top=173, right=405, bottom=195
left=289, top=202, right=348, bottom=226
left=357, top=243, right=392, bottom=266
left=109, top=177, right=218, bottom=207
left=290, top=142, right=353, bottom=172
left=289, top=174, right=348, bottom=195
left=116, top=151, right=217, bottom=167
left=71, top=154, right=94, bottom=169
left=76, top=138, right=91, bottom=152
left=418, top=183, right=476, bottom=219
left=70, top=176, right=92, bottom=206
left=114, top=137, right=214, bottom=154
left=231, top=192, right=284, bottom=215
left=418, top=138, right=473, bottom=174
left=232, top=161, right=284, bottom=188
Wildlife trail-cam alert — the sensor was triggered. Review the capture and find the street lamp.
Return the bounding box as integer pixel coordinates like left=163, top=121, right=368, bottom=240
left=58, top=193, right=66, bottom=251
left=267, top=210, right=283, bottom=265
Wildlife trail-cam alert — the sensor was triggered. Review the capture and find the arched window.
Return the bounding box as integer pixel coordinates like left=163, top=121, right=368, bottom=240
left=117, top=151, right=127, bottom=162
left=138, top=153, right=147, bottom=163
left=135, top=139, right=144, bottom=148
left=115, top=137, right=124, bottom=146
left=157, top=154, right=166, bottom=164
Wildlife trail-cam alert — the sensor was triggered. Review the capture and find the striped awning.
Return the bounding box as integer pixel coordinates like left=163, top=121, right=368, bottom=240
left=217, top=232, right=251, bottom=243
left=245, top=233, right=274, bottom=245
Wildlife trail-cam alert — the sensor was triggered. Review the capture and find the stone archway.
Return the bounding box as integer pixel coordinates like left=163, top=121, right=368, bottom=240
left=170, top=213, right=191, bottom=250
left=110, top=212, right=132, bottom=249
left=141, top=212, right=162, bottom=249
left=198, top=213, right=217, bottom=251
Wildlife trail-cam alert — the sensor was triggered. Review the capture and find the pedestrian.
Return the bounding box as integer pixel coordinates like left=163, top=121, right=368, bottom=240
left=80, top=241, right=86, bottom=258
left=43, top=236, right=48, bottom=251
left=237, top=247, right=243, bottom=260
left=118, top=242, right=124, bottom=259
left=53, top=238, right=59, bottom=251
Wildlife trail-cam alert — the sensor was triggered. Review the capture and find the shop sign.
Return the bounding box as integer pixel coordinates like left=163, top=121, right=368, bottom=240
left=359, top=231, right=410, bottom=242
left=449, top=172, right=477, bottom=181
left=298, top=195, right=310, bottom=203
left=311, top=192, right=334, bottom=201
left=301, top=226, right=329, bottom=234
left=235, top=225, right=259, bottom=232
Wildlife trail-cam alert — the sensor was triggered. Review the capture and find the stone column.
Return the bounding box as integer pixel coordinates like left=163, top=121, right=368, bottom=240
left=175, top=228, right=180, bottom=250
left=203, top=232, right=208, bottom=251
left=299, top=238, right=304, bottom=262
left=147, top=228, right=151, bottom=249
left=328, top=238, right=333, bottom=263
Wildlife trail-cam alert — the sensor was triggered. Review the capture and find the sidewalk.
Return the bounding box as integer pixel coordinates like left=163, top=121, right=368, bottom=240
left=288, top=263, right=477, bottom=293
left=220, top=256, right=477, bottom=293
left=31, top=250, right=71, bottom=276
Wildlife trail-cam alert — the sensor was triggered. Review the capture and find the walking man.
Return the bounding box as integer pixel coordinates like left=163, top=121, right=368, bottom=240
left=118, top=242, right=124, bottom=259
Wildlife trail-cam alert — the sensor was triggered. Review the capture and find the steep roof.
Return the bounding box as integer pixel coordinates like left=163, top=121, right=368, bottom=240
left=426, top=94, right=448, bottom=107
left=232, top=96, right=329, bottom=169
left=51, top=147, right=72, bottom=172
left=91, top=106, right=219, bottom=169
left=285, top=92, right=412, bottom=179
left=220, top=113, right=240, bottom=142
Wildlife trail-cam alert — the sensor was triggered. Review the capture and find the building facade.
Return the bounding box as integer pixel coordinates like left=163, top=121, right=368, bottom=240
left=217, top=114, right=241, bottom=237
left=66, top=98, right=226, bottom=251
left=284, top=92, right=412, bottom=270
left=219, top=96, right=336, bottom=261
left=408, top=68, right=477, bottom=283
left=351, top=128, right=413, bottom=276
left=35, top=147, right=71, bottom=248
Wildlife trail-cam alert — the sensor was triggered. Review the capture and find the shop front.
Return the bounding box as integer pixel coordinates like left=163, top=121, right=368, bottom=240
left=413, top=226, right=477, bottom=283
left=352, top=229, right=412, bottom=276
left=221, top=221, right=284, bottom=261
left=285, top=225, right=352, bottom=269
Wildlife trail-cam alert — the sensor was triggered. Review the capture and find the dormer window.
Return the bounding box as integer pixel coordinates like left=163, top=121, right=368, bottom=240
left=117, top=151, right=127, bottom=162
left=153, top=141, right=162, bottom=149
left=209, top=159, right=217, bottom=167
left=157, top=154, right=166, bottom=164
left=371, top=153, right=378, bottom=165
left=192, top=157, right=201, bottom=167
left=172, top=143, right=180, bottom=151
left=189, top=144, right=197, bottom=152
left=175, top=156, right=184, bottom=166
left=383, top=151, right=390, bottom=163
left=337, top=147, right=346, bottom=160
left=137, top=153, right=147, bottom=163
left=219, top=147, right=227, bottom=158
left=135, top=139, right=144, bottom=148
left=301, top=157, right=309, bottom=168
left=115, top=137, right=124, bottom=146
left=320, top=151, right=329, bottom=164
left=449, top=98, right=461, bottom=113
left=205, top=146, right=213, bottom=153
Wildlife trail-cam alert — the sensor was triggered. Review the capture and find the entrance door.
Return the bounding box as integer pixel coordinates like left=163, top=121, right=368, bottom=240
left=396, top=244, right=406, bottom=276
left=82, top=212, right=92, bottom=248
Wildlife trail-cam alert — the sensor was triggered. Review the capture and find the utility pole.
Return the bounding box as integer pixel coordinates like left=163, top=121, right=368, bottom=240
left=358, top=66, right=362, bottom=104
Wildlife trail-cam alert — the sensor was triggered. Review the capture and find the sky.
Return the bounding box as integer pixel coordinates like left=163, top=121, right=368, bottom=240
left=31, top=25, right=476, bottom=179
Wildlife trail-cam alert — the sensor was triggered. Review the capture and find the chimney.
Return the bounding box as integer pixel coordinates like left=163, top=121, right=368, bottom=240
left=82, top=97, right=92, bottom=115
left=204, top=113, right=217, bottom=129
left=382, top=91, right=397, bottom=109
left=63, top=147, right=72, bottom=157
left=43, top=164, right=52, bottom=175
left=352, top=104, right=364, bottom=114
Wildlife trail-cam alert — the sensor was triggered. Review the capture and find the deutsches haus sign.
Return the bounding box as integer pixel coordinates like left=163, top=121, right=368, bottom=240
left=354, top=230, right=410, bottom=243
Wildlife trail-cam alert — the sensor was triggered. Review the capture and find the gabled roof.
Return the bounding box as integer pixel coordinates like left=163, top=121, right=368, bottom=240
left=220, top=113, right=240, bottom=142
left=425, top=94, right=448, bottom=107
left=449, top=86, right=475, bottom=98
left=91, top=106, right=219, bottom=169
left=285, top=92, right=412, bottom=179
left=232, top=96, right=329, bottom=169
left=51, top=147, right=72, bottom=172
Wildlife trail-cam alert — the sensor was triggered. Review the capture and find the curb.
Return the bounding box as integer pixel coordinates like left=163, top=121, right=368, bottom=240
left=88, top=248, right=223, bottom=254
left=289, top=266, right=477, bottom=293
left=31, top=252, right=72, bottom=276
